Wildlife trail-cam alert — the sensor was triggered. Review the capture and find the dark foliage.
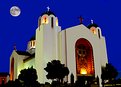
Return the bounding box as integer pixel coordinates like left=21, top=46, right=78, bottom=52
left=44, top=60, right=69, bottom=83
left=4, top=79, right=21, bottom=87
left=18, top=67, right=40, bottom=87
left=101, top=63, right=118, bottom=82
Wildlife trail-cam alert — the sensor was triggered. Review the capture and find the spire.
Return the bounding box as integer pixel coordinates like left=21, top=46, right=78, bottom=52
left=79, top=16, right=83, bottom=24
left=47, top=6, right=50, bottom=11
left=91, top=19, right=94, bottom=24
left=13, top=43, right=17, bottom=51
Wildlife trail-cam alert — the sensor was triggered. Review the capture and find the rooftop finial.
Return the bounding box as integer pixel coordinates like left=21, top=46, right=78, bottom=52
left=13, top=43, right=17, bottom=51
left=79, top=16, right=83, bottom=24
left=47, top=6, right=50, bottom=11
left=91, top=19, right=94, bottom=24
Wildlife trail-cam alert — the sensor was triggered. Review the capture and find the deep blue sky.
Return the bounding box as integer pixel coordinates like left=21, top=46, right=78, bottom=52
left=0, top=0, right=121, bottom=73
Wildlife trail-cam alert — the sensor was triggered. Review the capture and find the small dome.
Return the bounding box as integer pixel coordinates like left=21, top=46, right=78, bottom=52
left=87, top=23, right=98, bottom=29
left=41, top=10, right=56, bottom=16
left=30, top=35, right=35, bottom=41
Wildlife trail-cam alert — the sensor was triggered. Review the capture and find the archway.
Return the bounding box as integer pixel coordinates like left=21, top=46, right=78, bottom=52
left=75, top=38, right=95, bottom=77
left=10, top=58, right=14, bottom=80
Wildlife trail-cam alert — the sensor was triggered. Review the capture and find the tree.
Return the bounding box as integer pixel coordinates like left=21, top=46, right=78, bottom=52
left=44, top=60, right=69, bottom=83
left=18, top=67, right=40, bottom=87
left=101, top=63, right=118, bottom=83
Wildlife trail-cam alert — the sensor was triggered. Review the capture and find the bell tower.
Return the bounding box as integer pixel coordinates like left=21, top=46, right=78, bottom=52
left=35, top=7, right=61, bottom=83
left=38, top=7, right=59, bottom=30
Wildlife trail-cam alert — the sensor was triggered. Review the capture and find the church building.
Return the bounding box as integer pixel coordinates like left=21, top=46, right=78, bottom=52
left=9, top=8, right=108, bottom=86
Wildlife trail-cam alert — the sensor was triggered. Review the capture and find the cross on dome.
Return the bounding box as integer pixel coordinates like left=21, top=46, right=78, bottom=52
left=47, top=6, right=50, bottom=11
left=79, top=16, right=83, bottom=24
left=91, top=19, right=94, bottom=24
left=13, top=43, right=17, bottom=50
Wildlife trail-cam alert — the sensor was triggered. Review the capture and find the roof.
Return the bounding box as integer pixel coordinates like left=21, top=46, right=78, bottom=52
left=16, top=51, right=31, bottom=56
left=41, top=10, right=56, bottom=16
left=30, top=35, right=36, bottom=41
left=0, top=72, right=9, bottom=76
left=87, top=23, right=98, bottom=29
left=23, top=53, right=35, bottom=62
left=16, top=50, right=35, bottom=62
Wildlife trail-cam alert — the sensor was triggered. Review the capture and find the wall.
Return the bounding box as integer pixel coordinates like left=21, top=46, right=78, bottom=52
left=24, top=58, right=35, bottom=69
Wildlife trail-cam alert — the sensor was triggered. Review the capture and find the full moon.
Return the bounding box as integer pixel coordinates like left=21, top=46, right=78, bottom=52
left=10, top=6, right=21, bottom=17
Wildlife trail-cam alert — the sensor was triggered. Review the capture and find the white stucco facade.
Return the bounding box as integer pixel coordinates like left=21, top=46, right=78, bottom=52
left=9, top=10, right=108, bottom=87
left=60, top=25, right=108, bottom=86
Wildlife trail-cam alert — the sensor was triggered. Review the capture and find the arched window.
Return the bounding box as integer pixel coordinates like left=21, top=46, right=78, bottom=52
left=42, top=16, right=48, bottom=24
left=75, top=38, right=94, bottom=76
left=33, top=41, right=35, bottom=46
left=51, top=17, right=54, bottom=28
left=90, top=27, right=96, bottom=34
left=98, top=29, right=101, bottom=38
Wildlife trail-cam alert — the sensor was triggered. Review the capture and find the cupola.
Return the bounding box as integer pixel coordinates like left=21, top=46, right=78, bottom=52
left=38, top=7, right=59, bottom=28
left=27, top=35, right=36, bottom=54
left=88, top=20, right=102, bottom=38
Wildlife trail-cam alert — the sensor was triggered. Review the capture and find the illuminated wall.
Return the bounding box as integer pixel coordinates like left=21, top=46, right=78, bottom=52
left=24, top=58, right=35, bottom=69
left=75, top=38, right=94, bottom=76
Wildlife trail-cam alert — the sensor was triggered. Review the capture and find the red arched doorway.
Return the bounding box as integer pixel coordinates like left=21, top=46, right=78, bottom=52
left=10, top=58, right=14, bottom=80
left=75, top=38, right=95, bottom=77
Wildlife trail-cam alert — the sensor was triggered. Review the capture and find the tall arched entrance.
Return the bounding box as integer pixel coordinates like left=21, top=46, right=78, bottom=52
left=10, top=58, right=14, bottom=80
left=75, top=38, right=95, bottom=77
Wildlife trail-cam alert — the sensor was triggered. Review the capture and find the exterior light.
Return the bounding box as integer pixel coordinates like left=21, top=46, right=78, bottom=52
left=42, top=16, right=48, bottom=24
left=80, top=68, right=87, bottom=75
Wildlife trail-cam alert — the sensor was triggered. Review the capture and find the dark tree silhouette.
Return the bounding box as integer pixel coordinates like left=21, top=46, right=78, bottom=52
left=18, top=67, right=40, bottom=87
left=5, top=79, right=22, bottom=87
left=44, top=60, right=69, bottom=83
left=5, top=80, right=15, bottom=87
left=101, top=63, right=118, bottom=83
left=70, top=73, right=74, bottom=84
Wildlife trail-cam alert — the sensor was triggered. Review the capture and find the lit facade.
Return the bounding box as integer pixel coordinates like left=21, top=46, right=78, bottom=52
left=9, top=10, right=108, bottom=87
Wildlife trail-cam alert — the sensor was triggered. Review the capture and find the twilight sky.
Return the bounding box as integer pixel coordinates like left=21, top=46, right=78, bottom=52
left=0, top=0, right=121, bottom=72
